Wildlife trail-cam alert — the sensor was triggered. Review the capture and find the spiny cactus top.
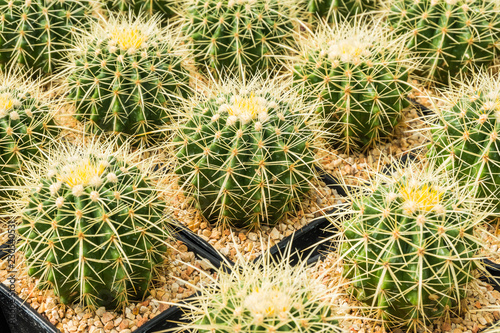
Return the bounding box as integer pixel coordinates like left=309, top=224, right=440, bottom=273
left=182, top=0, right=298, bottom=76
left=340, top=162, right=489, bottom=328
left=104, top=0, right=177, bottom=18
left=16, top=140, right=171, bottom=310
left=65, top=14, right=191, bottom=147
left=0, top=0, right=95, bottom=74
left=173, top=75, right=321, bottom=229
left=293, top=18, right=412, bottom=154
left=428, top=72, right=500, bottom=212
left=173, top=248, right=342, bottom=332
left=0, top=69, right=59, bottom=187
left=385, top=0, right=500, bottom=84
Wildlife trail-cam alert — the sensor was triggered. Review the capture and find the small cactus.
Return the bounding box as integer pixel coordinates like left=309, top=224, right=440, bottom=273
left=173, top=246, right=343, bottom=333
left=172, top=75, right=322, bottom=229
left=0, top=0, right=96, bottom=74
left=64, top=14, right=191, bottom=147
left=340, top=161, right=490, bottom=329
left=385, top=0, right=500, bottom=84
left=182, top=0, right=298, bottom=76
left=293, top=18, right=413, bottom=154
left=15, top=139, right=172, bottom=310
left=427, top=71, right=500, bottom=212
left=0, top=68, right=59, bottom=187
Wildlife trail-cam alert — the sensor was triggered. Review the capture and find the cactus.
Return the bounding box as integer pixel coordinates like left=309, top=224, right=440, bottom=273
left=182, top=0, right=298, bottom=76
left=340, top=162, right=489, bottom=328
left=293, top=18, right=413, bottom=154
left=385, top=0, right=500, bottom=84
left=0, top=0, right=95, bottom=75
left=304, top=0, right=378, bottom=22
left=64, top=14, right=191, bottom=147
left=0, top=68, right=59, bottom=187
left=173, top=75, right=321, bottom=229
left=427, top=71, right=500, bottom=212
left=15, top=140, right=171, bottom=310
left=174, top=246, right=342, bottom=333
left=104, top=0, right=177, bottom=19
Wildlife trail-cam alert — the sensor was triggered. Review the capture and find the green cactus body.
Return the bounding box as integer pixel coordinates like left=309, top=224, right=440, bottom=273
left=386, top=0, right=500, bottom=84
left=0, top=0, right=95, bottom=74
left=182, top=0, right=297, bottom=75
left=0, top=73, right=58, bottom=186
left=66, top=16, right=191, bottom=146
left=174, top=78, right=319, bottom=229
left=341, top=166, right=482, bottom=328
left=293, top=20, right=411, bottom=154
left=427, top=73, right=500, bottom=211
left=175, top=247, right=341, bottom=332
left=105, top=0, right=176, bottom=18
left=18, top=146, right=170, bottom=309
left=305, top=0, right=377, bottom=21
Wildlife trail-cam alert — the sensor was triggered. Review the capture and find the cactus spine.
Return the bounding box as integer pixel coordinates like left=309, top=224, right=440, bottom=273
left=0, top=69, right=59, bottom=187
left=173, top=75, right=321, bottom=229
left=182, top=0, right=298, bottom=75
left=0, top=0, right=95, bottom=74
left=385, top=0, right=500, bottom=84
left=16, top=140, right=171, bottom=310
left=340, top=162, right=488, bottom=328
left=293, top=19, right=412, bottom=154
left=427, top=71, right=500, bottom=211
left=65, top=14, right=191, bottom=147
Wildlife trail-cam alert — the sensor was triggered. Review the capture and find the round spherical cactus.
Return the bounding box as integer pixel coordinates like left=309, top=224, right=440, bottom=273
left=173, top=75, right=322, bottom=229
left=385, top=0, right=500, bottom=84
left=173, top=247, right=342, bottom=333
left=427, top=71, right=500, bottom=212
left=104, top=0, right=177, bottom=18
left=15, top=140, right=172, bottom=310
left=0, top=68, right=59, bottom=187
left=293, top=18, right=413, bottom=154
left=182, top=0, right=298, bottom=76
left=340, top=161, right=490, bottom=329
left=64, top=14, right=191, bottom=147
left=0, top=0, right=96, bottom=74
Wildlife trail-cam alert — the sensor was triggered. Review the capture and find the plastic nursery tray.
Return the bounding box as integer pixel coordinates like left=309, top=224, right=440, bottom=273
left=0, top=224, right=226, bottom=333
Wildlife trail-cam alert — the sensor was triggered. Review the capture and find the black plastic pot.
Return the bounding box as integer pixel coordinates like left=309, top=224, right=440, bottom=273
left=481, top=259, right=500, bottom=292
left=171, top=224, right=230, bottom=271
left=407, top=97, right=433, bottom=118
left=0, top=283, right=58, bottom=333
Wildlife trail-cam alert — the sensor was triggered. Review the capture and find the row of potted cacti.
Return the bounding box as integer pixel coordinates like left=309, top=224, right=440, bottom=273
left=2, top=1, right=499, bottom=153
left=2, top=0, right=500, bottom=332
